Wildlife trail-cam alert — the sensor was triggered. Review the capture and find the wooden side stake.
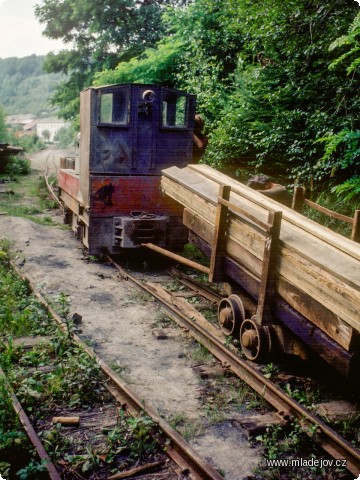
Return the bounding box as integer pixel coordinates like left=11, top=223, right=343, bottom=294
left=209, top=185, right=231, bottom=282
left=256, top=210, right=282, bottom=325
left=351, top=210, right=360, bottom=243
left=292, top=186, right=305, bottom=213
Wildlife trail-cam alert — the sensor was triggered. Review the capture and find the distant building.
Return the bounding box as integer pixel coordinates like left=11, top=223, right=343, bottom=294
left=36, top=118, right=70, bottom=142
left=22, top=120, right=38, bottom=136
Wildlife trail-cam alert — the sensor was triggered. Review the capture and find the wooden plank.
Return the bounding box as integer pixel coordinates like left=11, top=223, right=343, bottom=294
left=352, top=210, right=360, bottom=243
left=219, top=196, right=271, bottom=231
left=188, top=164, right=360, bottom=262
left=163, top=176, right=266, bottom=261
left=108, top=461, right=163, bottom=479
left=58, top=169, right=80, bottom=199
left=315, top=401, right=360, bottom=422
left=163, top=167, right=360, bottom=290
left=278, top=249, right=360, bottom=331
left=145, top=281, right=224, bottom=342
left=52, top=416, right=80, bottom=426
left=292, top=186, right=305, bottom=213
left=304, top=198, right=353, bottom=224
left=234, top=413, right=288, bottom=438
left=164, top=167, right=360, bottom=288
left=183, top=208, right=263, bottom=277
left=277, top=276, right=356, bottom=351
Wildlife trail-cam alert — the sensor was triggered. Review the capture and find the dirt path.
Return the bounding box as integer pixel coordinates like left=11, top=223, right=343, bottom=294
left=0, top=148, right=263, bottom=479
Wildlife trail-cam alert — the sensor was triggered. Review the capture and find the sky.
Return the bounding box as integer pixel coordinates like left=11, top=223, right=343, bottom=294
left=0, top=0, right=359, bottom=59
left=0, top=0, right=64, bottom=59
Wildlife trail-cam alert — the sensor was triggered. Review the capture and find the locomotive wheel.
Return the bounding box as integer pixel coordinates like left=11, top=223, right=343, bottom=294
left=239, top=317, right=271, bottom=362
left=218, top=294, right=245, bottom=337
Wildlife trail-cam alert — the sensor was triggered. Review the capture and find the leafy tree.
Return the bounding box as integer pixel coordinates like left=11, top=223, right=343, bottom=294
left=181, top=0, right=359, bottom=180
left=41, top=129, right=51, bottom=142
left=0, top=105, right=8, bottom=142
left=35, top=0, right=190, bottom=119
left=313, top=12, right=360, bottom=200
left=36, top=0, right=360, bottom=201
left=54, top=125, right=76, bottom=148
left=94, top=37, right=184, bottom=86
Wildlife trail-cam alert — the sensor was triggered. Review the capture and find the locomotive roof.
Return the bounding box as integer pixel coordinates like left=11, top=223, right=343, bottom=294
left=84, top=83, right=195, bottom=97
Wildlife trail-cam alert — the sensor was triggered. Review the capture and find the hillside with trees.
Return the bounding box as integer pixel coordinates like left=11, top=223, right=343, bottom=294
left=35, top=0, right=360, bottom=205
left=0, top=54, right=63, bottom=116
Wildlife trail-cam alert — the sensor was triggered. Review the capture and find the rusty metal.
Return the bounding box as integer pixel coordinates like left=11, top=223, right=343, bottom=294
left=107, top=257, right=360, bottom=476
left=0, top=366, right=61, bottom=480
left=239, top=317, right=272, bottom=361
left=12, top=262, right=223, bottom=480
left=169, top=268, right=221, bottom=304
left=218, top=294, right=245, bottom=337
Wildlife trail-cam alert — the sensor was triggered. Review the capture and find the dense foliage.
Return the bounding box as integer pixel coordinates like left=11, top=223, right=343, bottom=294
left=35, top=0, right=190, bottom=119
left=0, top=105, right=8, bottom=142
left=0, top=55, right=63, bottom=116
left=38, top=0, right=360, bottom=199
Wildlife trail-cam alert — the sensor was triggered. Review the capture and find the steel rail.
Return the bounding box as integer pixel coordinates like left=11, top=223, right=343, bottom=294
left=108, top=256, right=360, bottom=476
left=169, top=267, right=221, bottom=304
left=0, top=366, right=61, bottom=480
left=12, top=263, right=223, bottom=480
left=44, top=150, right=63, bottom=211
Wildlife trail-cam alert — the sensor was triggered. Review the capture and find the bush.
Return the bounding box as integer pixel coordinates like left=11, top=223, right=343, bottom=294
left=4, top=156, right=31, bottom=176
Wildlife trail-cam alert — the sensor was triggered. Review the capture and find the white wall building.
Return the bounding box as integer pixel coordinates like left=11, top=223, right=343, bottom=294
left=36, top=119, right=70, bottom=142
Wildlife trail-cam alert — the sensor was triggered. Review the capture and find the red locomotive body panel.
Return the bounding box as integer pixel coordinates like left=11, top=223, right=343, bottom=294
left=90, top=176, right=183, bottom=217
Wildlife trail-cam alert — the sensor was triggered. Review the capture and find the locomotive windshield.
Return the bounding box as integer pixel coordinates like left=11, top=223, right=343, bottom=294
left=99, top=89, right=129, bottom=126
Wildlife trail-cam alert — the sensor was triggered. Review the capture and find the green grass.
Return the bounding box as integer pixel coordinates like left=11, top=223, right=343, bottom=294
left=0, top=241, right=163, bottom=477
left=0, top=172, right=62, bottom=227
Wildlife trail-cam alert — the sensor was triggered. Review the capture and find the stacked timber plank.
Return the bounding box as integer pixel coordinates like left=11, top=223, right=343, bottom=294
left=161, top=165, right=360, bottom=353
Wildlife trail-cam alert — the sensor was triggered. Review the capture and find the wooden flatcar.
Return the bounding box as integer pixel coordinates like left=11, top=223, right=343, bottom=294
left=160, top=165, right=360, bottom=379
left=58, top=83, right=196, bottom=254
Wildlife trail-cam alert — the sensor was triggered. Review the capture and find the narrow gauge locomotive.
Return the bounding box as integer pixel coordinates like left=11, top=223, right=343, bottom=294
left=58, top=83, right=196, bottom=254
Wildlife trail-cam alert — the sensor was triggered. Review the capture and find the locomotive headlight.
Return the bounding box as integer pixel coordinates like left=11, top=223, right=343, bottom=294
left=142, top=90, right=155, bottom=104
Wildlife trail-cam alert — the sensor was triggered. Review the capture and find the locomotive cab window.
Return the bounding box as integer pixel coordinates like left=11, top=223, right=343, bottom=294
left=162, top=92, right=188, bottom=128
left=98, top=90, right=129, bottom=126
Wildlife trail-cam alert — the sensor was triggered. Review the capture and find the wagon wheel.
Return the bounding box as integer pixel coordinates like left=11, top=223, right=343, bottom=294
left=239, top=317, right=272, bottom=362
left=218, top=294, right=245, bottom=337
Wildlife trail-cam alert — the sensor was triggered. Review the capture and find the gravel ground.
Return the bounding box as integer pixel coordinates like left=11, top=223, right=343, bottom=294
left=0, top=148, right=264, bottom=479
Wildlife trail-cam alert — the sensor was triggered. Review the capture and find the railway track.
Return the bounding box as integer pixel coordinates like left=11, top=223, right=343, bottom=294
left=7, top=162, right=354, bottom=478
left=2, top=233, right=359, bottom=479
left=107, top=255, right=360, bottom=477
left=2, top=260, right=224, bottom=480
